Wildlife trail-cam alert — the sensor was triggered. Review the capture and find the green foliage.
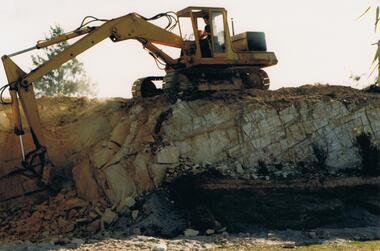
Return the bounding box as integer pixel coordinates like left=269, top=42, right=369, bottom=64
left=358, top=5, right=380, bottom=31
left=357, top=4, right=380, bottom=86
left=211, top=240, right=380, bottom=251
left=372, top=42, right=380, bottom=65
left=357, top=6, right=371, bottom=20
left=376, top=6, right=380, bottom=31
left=31, top=25, right=96, bottom=97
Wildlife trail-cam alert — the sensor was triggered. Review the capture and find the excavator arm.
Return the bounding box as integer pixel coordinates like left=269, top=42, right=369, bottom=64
left=1, top=12, right=183, bottom=182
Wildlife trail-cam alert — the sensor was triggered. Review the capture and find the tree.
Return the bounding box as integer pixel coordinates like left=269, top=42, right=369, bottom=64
left=31, top=25, right=97, bottom=96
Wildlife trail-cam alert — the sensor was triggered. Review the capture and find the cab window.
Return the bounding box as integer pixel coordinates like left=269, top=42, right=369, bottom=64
left=211, top=12, right=225, bottom=53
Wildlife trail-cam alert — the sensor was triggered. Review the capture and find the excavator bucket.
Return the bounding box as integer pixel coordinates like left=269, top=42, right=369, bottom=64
left=0, top=148, right=56, bottom=202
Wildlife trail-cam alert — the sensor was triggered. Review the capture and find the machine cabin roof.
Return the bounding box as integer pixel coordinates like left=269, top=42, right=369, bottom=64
left=176, top=6, right=226, bottom=18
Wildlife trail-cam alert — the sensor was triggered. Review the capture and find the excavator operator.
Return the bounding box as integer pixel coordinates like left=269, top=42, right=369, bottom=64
left=199, top=14, right=212, bottom=57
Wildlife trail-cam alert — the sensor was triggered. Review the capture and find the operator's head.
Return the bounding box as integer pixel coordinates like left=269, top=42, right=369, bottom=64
left=203, top=14, right=209, bottom=24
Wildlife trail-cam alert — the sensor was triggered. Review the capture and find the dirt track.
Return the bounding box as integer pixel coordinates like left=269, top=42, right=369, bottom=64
left=1, top=227, right=380, bottom=251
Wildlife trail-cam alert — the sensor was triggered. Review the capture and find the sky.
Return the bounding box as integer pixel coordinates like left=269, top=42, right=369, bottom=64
left=0, top=0, right=377, bottom=98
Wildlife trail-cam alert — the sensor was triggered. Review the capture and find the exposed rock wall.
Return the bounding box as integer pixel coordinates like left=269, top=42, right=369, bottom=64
left=1, top=86, right=380, bottom=209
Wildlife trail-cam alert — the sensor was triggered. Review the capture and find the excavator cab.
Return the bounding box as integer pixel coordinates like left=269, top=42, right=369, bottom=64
left=177, top=7, right=232, bottom=61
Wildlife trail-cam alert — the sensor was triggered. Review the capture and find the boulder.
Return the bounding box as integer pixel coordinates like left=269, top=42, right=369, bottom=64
left=102, top=208, right=118, bottom=225
left=64, top=198, right=88, bottom=210
left=184, top=228, right=199, bottom=237
left=156, top=146, right=180, bottom=164
left=72, top=159, right=102, bottom=202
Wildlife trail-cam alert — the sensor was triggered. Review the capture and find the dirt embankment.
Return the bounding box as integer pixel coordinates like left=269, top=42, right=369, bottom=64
left=0, top=85, right=380, bottom=243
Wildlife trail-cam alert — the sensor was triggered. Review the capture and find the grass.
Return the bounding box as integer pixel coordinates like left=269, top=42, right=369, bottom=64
left=213, top=240, right=380, bottom=251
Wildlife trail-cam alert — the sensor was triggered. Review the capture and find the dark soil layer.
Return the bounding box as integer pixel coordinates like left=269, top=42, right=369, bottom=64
left=167, top=175, right=380, bottom=233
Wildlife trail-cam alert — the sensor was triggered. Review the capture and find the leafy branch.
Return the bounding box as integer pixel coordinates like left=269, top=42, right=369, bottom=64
left=358, top=4, right=380, bottom=85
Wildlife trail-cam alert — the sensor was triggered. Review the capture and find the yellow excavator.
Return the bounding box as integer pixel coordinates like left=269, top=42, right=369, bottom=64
left=1, top=6, right=277, bottom=192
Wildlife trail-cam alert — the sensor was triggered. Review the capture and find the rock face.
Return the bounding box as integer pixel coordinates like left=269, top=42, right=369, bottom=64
left=1, top=86, right=380, bottom=207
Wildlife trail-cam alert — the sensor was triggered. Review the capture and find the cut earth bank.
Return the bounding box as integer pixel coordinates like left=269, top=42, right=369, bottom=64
left=0, top=85, right=379, bottom=242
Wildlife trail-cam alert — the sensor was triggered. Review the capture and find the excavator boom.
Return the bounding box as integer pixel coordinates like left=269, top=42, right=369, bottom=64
left=1, top=12, right=183, bottom=184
